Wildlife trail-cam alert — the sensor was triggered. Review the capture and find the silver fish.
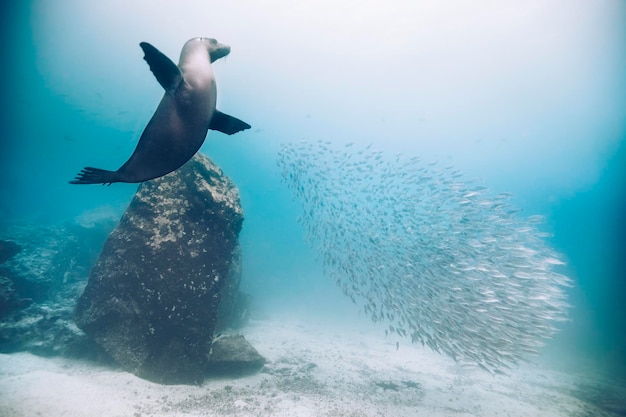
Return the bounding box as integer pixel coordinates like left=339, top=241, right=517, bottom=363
left=278, top=141, right=571, bottom=374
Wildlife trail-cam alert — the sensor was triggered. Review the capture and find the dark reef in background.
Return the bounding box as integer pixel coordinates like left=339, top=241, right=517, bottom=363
left=0, top=240, right=23, bottom=316
left=74, top=153, right=250, bottom=385
left=0, top=220, right=116, bottom=360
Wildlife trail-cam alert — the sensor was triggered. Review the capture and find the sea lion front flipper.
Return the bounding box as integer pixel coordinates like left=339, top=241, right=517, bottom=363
left=139, top=42, right=182, bottom=93
left=209, top=110, right=251, bottom=135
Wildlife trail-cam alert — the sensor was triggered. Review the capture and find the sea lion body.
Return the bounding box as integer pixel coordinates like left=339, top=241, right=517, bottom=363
left=70, top=38, right=249, bottom=185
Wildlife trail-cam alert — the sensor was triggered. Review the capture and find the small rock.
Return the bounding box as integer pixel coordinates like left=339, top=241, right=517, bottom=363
left=208, top=335, right=266, bottom=376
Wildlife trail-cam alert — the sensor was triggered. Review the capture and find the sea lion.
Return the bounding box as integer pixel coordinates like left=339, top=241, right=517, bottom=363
left=70, top=37, right=250, bottom=185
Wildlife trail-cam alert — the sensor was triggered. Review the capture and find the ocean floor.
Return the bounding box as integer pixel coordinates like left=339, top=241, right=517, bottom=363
left=0, top=314, right=624, bottom=417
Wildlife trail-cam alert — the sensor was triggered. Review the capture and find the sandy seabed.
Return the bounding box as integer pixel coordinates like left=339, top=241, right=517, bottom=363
left=0, top=315, right=624, bottom=417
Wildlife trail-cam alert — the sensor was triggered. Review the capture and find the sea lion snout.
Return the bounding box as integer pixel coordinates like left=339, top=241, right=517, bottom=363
left=180, top=37, right=231, bottom=63
left=207, top=39, right=230, bottom=62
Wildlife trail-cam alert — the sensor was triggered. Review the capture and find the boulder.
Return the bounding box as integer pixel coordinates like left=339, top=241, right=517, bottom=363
left=207, top=335, right=266, bottom=376
left=74, top=153, right=245, bottom=384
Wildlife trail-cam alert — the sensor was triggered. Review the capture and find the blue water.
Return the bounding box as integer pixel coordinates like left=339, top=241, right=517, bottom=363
left=1, top=0, right=625, bottom=382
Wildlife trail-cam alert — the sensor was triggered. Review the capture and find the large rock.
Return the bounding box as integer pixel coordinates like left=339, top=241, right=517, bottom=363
left=74, top=153, right=244, bottom=384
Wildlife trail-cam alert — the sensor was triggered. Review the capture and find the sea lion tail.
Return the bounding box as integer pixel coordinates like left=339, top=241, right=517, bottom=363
left=69, top=167, right=121, bottom=185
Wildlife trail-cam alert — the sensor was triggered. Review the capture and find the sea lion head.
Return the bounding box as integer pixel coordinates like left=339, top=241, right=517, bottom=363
left=181, top=37, right=231, bottom=63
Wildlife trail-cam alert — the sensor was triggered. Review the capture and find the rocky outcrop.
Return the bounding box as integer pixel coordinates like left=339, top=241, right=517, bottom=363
left=74, top=153, right=246, bottom=384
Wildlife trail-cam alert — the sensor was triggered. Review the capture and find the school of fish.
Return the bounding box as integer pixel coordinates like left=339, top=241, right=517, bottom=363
left=277, top=140, right=572, bottom=374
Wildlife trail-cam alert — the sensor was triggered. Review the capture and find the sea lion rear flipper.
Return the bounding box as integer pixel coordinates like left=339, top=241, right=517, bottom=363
left=209, top=110, right=251, bottom=135
left=69, top=167, right=122, bottom=185
left=139, top=42, right=182, bottom=93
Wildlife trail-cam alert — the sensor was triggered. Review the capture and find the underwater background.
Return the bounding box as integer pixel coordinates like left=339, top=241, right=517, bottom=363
left=1, top=0, right=625, bottom=383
